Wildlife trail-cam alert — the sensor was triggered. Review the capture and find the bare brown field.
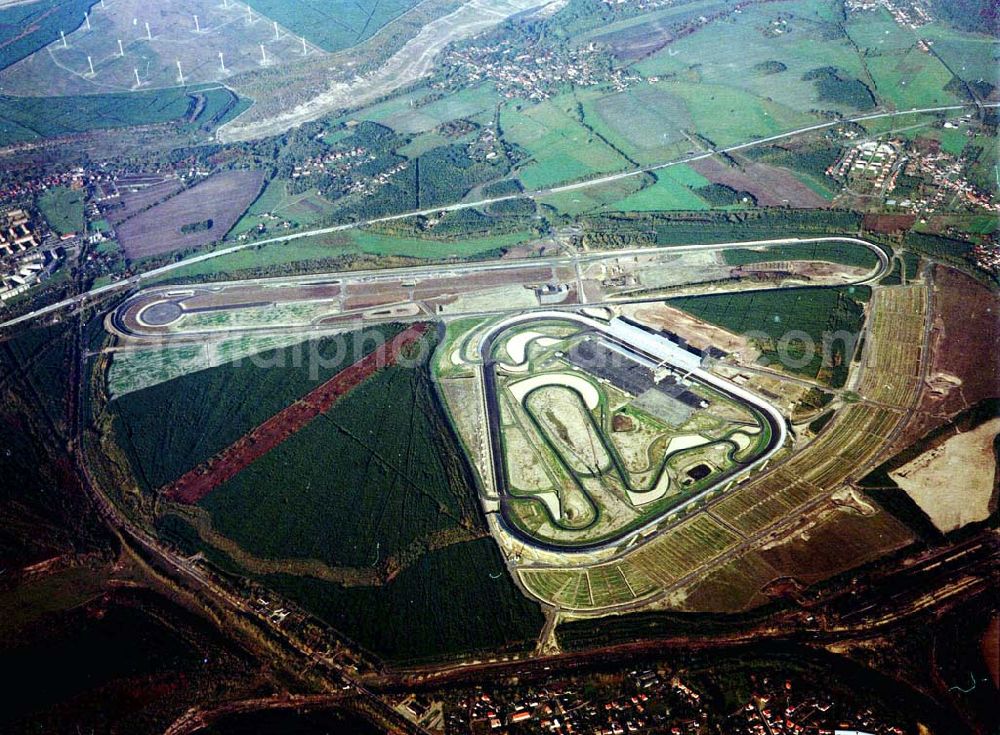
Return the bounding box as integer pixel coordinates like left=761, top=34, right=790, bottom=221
left=116, top=170, right=266, bottom=259
left=916, top=268, right=999, bottom=419
left=677, top=553, right=777, bottom=613
left=103, top=179, right=186, bottom=227
left=862, top=213, right=917, bottom=235
left=691, top=157, right=829, bottom=208
left=755, top=505, right=913, bottom=585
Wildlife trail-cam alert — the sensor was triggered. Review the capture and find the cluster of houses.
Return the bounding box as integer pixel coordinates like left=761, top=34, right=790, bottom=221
left=826, top=141, right=902, bottom=192
left=290, top=146, right=371, bottom=179
left=441, top=40, right=629, bottom=102
left=446, top=670, right=706, bottom=734
left=900, top=141, right=1000, bottom=213
left=846, top=0, right=932, bottom=29
left=0, top=209, right=62, bottom=303
left=440, top=669, right=906, bottom=735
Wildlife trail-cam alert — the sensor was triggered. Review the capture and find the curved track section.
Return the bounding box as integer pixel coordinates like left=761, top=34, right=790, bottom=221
left=477, top=311, right=787, bottom=555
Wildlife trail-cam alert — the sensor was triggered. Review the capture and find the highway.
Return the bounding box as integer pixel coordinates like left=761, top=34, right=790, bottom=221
left=1, top=102, right=987, bottom=332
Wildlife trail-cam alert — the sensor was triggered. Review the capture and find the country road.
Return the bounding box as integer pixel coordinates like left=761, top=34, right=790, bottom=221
left=1, top=101, right=992, bottom=333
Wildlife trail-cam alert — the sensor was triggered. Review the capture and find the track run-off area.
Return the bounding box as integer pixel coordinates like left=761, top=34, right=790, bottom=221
left=2, top=101, right=988, bottom=332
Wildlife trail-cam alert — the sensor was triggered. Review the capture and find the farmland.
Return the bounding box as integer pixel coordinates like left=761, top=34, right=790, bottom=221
left=501, top=98, right=632, bottom=191
left=110, top=325, right=403, bottom=490
left=856, top=285, right=927, bottom=406
left=115, top=170, right=265, bottom=260
left=609, top=167, right=712, bottom=212
left=845, top=7, right=967, bottom=110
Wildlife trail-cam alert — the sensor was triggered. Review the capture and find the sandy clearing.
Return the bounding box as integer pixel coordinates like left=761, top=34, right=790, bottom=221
left=500, top=332, right=562, bottom=369
left=504, top=330, right=545, bottom=365
left=507, top=372, right=600, bottom=410
left=533, top=491, right=561, bottom=519
left=729, top=432, right=752, bottom=452
left=890, top=418, right=999, bottom=532
left=665, top=434, right=711, bottom=455
left=626, top=470, right=670, bottom=506
left=623, top=302, right=756, bottom=358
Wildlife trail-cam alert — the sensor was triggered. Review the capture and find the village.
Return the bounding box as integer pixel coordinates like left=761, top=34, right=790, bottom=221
left=825, top=118, right=999, bottom=217
left=439, top=38, right=633, bottom=101
left=424, top=665, right=908, bottom=735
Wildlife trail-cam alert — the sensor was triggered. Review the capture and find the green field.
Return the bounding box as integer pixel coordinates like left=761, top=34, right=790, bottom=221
left=584, top=85, right=692, bottom=162
left=244, top=0, right=420, bottom=52
left=917, top=22, right=999, bottom=85
left=846, top=8, right=966, bottom=110
left=634, top=0, right=868, bottom=118
left=200, top=340, right=481, bottom=568
left=381, top=84, right=499, bottom=134
left=501, top=98, right=632, bottom=190
left=230, top=179, right=331, bottom=236
left=37, top=186, right=84, bottom=236
left=111, top=327, right=402, bottom=490
left=668, top=286, right=869, bottom=385
left=151, top=227, right=535, bottom=284
left=0, top=86, right=247, bottom=146
left=610, top=165, right=712, bottom=211
left=722, top=241, right=879, bottom=269
left=261, top=538, right=543, bottom=661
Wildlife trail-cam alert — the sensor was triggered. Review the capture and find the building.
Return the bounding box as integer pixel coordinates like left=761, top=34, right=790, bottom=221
left=607, top=316, right=703, bottom=373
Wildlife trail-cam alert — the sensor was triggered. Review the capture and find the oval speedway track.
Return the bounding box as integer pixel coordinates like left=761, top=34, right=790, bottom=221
left=106, top=236, right=890, bottom=341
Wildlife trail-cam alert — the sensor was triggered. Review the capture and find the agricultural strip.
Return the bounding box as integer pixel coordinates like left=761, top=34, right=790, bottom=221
left=162, top=323, right=430, bottom=504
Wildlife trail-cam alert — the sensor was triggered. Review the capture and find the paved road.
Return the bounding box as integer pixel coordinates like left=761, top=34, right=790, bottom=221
left=107, top=235, right=888, bottom=341
left=2, top=103, right=987, bottom=332
left=474, top=309, right=788, bottom=555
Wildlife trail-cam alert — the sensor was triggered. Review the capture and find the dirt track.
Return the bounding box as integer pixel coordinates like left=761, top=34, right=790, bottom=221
left=161, top=323, right=430, bottom=504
